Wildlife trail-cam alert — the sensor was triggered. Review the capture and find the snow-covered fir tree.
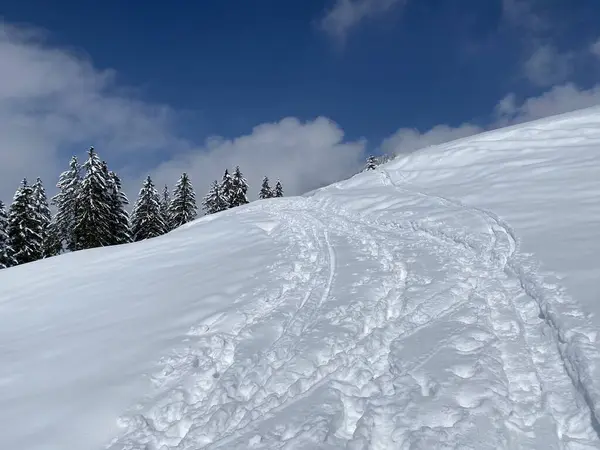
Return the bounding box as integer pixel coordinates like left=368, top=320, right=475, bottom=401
left=32, top=178, right=51, bottom=227
left=230, top=166, right=249, bottom=207
left=168, top=172, right=197, bottom=229
left=131, top=176, right=166, bottom=241
left=33, top=178, right=62, bottom=258
left=7, top=179, right=43, bottom=265
left=259, top=176, right=273, bottom=199
left=73, top=147, right=113, bottom=249
left=202, top=180, right=228, bottom=215
left=273, top=179, right=284, bottom=197
left=43, top=220, right=63, bottom=258
left=159, top=185, right=171, bottom=232
left=51, top=156, right=81, bottom=252
left=219, top=169, right=234, bottom=208
left=32, top=178, right=53, bottom=256
left=106, top=168, right=131, bottom=245
left=365, top=155, right=378, bottom=171
left=0, top=200, right=15, bottom=269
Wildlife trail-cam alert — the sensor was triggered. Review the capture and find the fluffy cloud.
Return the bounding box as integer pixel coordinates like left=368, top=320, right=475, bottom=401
left=0, top=22, right=188, bottom=203
left=319, top=0, right=406, bottom=42
left=591, top=38, right=600, bottom=59
left=380, top=83, right=600, bottom=159
left=501, top=0, right=546, bottom=32
left=495, top=83, right=600, bottom=124
left=4, top=19, right=599, bottom=209
left=320, top=0, right=544, bottom=44
left=380, top=123, right=483, bottom=156
left=147, top=117, right=365, bottom=201
left=523, top=45, right=572, bottom=87
left=0, top=22, right=366, bottom=204
left=499, top=1, right=582, bottom=89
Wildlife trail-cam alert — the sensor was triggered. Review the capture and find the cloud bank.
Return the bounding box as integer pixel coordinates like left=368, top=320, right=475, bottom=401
left=523, top=45, right=572, bottom=87
left=149, top=118, right=366, bottom=201
left=380, top=124, right=483, bottom=155
left=0, top=22, right=366, bottom=204
left=388, top=82, right=600, bottom=156
left=496, top=83, right=600, bottom=124
left=0, top=21, right=186, bottom=203
left=2, top=19, right=600, bottom=207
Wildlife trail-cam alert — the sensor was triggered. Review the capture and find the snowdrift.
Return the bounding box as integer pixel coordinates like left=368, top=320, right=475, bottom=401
left=1, top=106, right=600, bottom=449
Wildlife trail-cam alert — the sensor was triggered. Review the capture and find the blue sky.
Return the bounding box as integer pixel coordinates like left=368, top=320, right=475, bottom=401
left=0, top=0, right=600, bottom=201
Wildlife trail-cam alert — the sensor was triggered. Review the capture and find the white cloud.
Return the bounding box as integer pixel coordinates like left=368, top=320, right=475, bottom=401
left=146, top=117, right=365, bottom=201
left=501, top=0, right=545, bottom=32
left=0, top=21, right=366, bottom=205
left=380, top=83, right=600, bottom=160
left=523, top=45, right=572, bottom=87
left=495, top=83, right=600, bottom=124
left=499, top=1, right=580, bottom=89
left=591, top=38, right=600, bottom=59
left=0, top=22, right=188, bottom=203
left=494, top=93, right=518, bottom=118
left=380, top=123, right=483, bottom=156
left=319, top=0, right=406, bottom=42
left=5, top=19, right=600, bottom=210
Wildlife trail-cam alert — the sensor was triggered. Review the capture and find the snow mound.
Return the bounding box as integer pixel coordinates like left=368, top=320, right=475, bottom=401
left=2, top=107, right=600, bottom=449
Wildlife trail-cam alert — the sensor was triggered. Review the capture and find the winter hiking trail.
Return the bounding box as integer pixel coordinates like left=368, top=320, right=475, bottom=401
left=380, top=165, right=600, bottom=445
left=377, top=166, right=600, bottom=448
left=106, top=171, right=600, bottom=449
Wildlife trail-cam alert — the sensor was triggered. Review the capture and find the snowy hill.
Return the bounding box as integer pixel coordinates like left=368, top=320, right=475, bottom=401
left=2, top=107, right=600, bottom=449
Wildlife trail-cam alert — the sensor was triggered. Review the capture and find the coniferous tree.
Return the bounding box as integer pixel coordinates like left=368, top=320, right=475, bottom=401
left=219, top=169, right=234, bottom=208
left=43, top=220, right=62, bottom=258
left=259, top=176, right=273, bottom=199
left=131, top=176, right=165, bottom=241
left=106, top=168, right=131, bottom=245
left=32, top=178, right=52, bottom=254
left=0, top=201, right=15, bottom=268
left=160, top=185, right=171, bottom=232
left=202, top=180, right=228, bottom=215
left=365, top=155, right=378, bottom=171
left=273, top=179, right=284, bottom=197
left=230, top=166, right=249, bottom=208
left=7, top=179, right=43, bottom=265
left=52, top=156, right=81, bottom=252
left=168, top=172, right=197, bottom=228
left=73, top=147, right=113, bottom=249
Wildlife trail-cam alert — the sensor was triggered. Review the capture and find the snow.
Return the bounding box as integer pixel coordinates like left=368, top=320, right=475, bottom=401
left=2, top=106, right=600, bottom=449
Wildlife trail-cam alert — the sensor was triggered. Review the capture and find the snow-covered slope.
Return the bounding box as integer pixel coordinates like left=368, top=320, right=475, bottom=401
left=2, top=107, right=600, bottom=449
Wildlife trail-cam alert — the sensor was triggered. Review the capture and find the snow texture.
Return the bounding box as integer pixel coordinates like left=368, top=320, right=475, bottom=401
left=1, top=107, right=600, bottom=449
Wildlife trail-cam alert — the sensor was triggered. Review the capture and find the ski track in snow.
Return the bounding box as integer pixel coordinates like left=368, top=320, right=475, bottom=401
left=376, top=168, right=600, bottom=449
left=380, top=166, right=600, bottom=446
left=104, top=163, right=600, bottom=449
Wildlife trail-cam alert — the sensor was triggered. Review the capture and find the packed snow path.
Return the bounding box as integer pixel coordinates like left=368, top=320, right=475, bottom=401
left=108, top=169, right=600, bottom=449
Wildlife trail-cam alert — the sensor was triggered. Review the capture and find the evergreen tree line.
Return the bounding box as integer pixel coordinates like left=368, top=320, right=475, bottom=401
left=0, top=147, right=284, bottom=269
left=202, top=169, right=283, bottom=215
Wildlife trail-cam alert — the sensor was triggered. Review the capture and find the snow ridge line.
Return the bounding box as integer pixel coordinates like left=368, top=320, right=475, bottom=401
left=381, top=167, right=600, bottom=438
